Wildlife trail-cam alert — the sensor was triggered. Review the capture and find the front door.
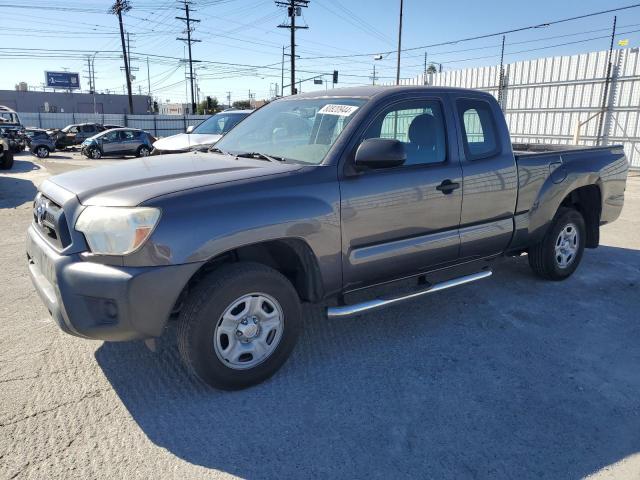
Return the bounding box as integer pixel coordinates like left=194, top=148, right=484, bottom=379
left=101, top=130, right=122, bottom=154
left=339, top=96, right=463, bottom=290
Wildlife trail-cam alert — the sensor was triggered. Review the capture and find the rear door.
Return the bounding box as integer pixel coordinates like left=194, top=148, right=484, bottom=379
left=453, top=95, right=518, bottom=259
left=339, top=94, right=463, bottom=290
left=120, top=130, right=139, bottom=154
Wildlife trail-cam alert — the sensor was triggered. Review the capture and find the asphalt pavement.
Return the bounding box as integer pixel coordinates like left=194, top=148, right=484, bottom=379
left=1, top=152, right=639, bottom=479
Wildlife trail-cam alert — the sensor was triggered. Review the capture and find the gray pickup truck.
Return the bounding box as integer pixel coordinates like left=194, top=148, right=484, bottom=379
left=26, top=86, right=629, bottom=389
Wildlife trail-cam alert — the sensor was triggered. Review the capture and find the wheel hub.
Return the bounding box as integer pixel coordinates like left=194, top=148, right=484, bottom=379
left=554, top=223, right=579, bottom=269
left=236, top=316, right=260, bottom=340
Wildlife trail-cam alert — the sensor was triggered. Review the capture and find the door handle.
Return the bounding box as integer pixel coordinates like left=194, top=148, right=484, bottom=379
left=436, top=179, right=460, bottom=194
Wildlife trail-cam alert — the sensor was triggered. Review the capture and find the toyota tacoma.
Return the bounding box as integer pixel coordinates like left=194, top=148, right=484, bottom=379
left=26, top=86, right=629, bottom=390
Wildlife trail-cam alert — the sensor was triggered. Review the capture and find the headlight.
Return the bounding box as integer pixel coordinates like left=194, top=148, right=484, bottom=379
left=75, top=206, right=161, bottom=255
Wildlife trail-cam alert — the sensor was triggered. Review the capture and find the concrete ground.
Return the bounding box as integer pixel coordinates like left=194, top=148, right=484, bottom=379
left=1, top=151, right=639, bottom=480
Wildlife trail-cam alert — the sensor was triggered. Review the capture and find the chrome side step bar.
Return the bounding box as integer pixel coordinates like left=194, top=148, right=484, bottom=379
left=327, top=270, right=492, bottom=319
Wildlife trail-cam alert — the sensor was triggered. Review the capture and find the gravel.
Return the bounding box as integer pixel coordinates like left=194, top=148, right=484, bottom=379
left=1, top=153, right=639, bottom=479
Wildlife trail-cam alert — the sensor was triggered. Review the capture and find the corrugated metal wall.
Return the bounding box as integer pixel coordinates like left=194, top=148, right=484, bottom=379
left=17, top=113, right=209, bottom=137
left=397, top=47, right=640, bottom=168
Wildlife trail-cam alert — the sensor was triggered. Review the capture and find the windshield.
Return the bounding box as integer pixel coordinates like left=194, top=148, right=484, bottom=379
left=192, top=112, right=249, bottom=135
left=215, top=97, right=367, bottom=164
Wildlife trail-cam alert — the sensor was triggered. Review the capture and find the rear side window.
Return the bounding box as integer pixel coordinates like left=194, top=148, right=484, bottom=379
left=457, top=99, right=499, bottom=160
left=82, top=125, right=95, bottom=133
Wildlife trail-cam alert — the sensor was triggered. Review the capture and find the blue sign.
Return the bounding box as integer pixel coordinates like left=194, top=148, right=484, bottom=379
left=45, top=71, right=80, bottom=89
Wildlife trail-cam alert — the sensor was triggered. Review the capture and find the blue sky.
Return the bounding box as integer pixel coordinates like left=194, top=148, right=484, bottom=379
left=1, top=0, right=639, bottom=104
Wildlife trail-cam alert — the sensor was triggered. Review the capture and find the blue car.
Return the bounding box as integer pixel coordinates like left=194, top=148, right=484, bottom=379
left=81, top=128, right=156, bottom=159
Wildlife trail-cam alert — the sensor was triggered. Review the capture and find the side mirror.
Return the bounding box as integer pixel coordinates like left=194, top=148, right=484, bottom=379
left=354, top=138, right=406, bottom=169
left=186, top=125, right=195, bottom=134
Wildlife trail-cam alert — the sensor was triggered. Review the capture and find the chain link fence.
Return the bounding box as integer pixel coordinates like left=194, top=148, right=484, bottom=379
left=17, top=113, right=209, bottom=138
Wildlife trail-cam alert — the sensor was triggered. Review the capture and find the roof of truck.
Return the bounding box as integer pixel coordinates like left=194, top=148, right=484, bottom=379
left=292, top=85, right=492, bottom=99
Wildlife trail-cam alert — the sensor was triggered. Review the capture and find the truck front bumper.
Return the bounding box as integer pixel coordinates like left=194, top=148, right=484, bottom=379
left=26, top=225, right=202, bottom=341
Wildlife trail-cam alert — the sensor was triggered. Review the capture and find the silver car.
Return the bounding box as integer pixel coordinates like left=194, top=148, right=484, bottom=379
left=81, top=128, right=156, bottom=159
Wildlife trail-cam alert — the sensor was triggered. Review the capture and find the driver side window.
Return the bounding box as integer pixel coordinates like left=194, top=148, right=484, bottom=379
left=364, top=99, right=447, bottom=166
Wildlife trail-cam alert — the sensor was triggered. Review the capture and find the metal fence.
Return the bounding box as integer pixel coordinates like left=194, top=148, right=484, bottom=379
left=395, top=47, right=640, bottom=168
left=16, top=112, right=209, bottom=138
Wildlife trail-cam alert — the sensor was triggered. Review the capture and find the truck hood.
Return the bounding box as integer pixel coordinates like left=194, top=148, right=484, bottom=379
left=153, top=133, right=222, bottom=152
left=46, top=151, right=302, bottom=207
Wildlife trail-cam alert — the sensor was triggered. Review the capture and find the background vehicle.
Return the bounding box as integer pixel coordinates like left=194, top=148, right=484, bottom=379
left=0, top=136, right=12, bottom=169
left=81, top=128, right=155, bottom=159
left=50, top=123, right=106, bottom=150
left=152, top=109, right=251, bottom=154
left=0, top=105, right=26, bottom=153
left=25, top=128, right=56, bottom=158
left=26, top=86, right=629, bottom=390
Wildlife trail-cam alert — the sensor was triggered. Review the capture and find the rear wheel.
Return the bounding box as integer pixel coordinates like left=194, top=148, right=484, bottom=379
left=177, top=262, right=302, bottom=390
left=528, top=207, right=586, bottom=280
left=0, top=149, right=14, bottom=170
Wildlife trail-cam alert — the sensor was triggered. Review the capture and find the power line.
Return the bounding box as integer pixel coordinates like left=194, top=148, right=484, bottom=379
left=298, top=2, right=640, bottom=60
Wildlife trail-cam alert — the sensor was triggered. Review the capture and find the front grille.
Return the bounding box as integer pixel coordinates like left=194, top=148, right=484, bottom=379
left=33, top=194, right=71, bottom=249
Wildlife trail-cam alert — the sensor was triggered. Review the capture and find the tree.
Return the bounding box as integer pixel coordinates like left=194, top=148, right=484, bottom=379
left=426, top=64, right=438, bottom=74
left=232, top=100, right=251, bottom=109
left=196, top=96, right=221, bottom=115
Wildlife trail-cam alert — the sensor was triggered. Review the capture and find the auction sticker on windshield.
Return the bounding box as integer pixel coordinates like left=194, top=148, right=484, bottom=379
left=318, top=104, right=359, bottom=116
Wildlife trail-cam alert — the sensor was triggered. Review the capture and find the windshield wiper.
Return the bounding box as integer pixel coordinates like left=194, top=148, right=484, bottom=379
left=207, top=146, right=231, bottom=155
left=234, top=151, right=287, bottom=163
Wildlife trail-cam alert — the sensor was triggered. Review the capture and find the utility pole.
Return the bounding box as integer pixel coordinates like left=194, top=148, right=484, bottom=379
left=177, top=0, right=201, bottom=115
left=498, top=35, right=506, bottom=110
left=276, top=0, right=309, bottom=95
left=396, top=0, right=403, bottom=85
left=110, top=0, right=133, bottom=113
left=281, top=45, right=285, bottom=97
left=423, top=51, right=427, bottom=84
left=597, top=16, right=617, bottom=145
left=370, top=64, right=378, bottom=85
left=227, top=91, right=231, bottom=108
left=146, top=56, right=152, bottom=112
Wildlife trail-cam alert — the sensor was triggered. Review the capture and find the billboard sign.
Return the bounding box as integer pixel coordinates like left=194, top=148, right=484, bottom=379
left=45, top=71, right=80, bottom=89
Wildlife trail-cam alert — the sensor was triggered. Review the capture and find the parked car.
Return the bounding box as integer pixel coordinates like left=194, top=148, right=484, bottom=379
left=26, top=86, right=629, bottom=390
left=0, top=105, right=26, bottom=153
left=0, top=135, right=12, bottom=169
left=25, top=128, right=56, bottom=158
left=80, top=128, right=155, bottom=159
left=51, top=123, right=106, bottom=150
left=103, top=124, right=125, bottom=130
left=152, top=109, right=251, bottom=154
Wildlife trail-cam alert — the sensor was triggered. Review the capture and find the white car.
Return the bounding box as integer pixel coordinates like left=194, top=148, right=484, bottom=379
left=152, top=110, right=252, bottom=154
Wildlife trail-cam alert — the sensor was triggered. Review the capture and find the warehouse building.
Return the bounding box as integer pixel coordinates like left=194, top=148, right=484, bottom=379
left=0, top=90, right=151, bottom=114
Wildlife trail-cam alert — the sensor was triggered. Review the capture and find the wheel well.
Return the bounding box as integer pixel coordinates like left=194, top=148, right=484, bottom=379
left=560, top=184, right=601, bottom=248
left=173, top=239, right=324, bottom=314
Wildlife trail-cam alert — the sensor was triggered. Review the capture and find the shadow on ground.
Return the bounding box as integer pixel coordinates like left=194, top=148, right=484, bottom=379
left=0, top=159, right=38, bottom=208
left=95, top=246, right=640, bottom=479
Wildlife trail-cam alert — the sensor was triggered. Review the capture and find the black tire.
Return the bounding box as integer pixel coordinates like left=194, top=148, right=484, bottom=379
left=528, top=207, right=586, bottom=281
left=137, top=145, right=151, bottom=157
left=34, top=146, right=50, bottom=159
left=0, top=149, right=14, bottom=170
left=177, top=262, right=302, bottom=390
left=87, top=147, right=102, bottom=160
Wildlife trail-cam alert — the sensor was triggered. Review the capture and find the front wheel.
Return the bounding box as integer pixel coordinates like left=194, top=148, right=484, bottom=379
left=528, top=207, right=586, bottom=280
left=34, top=146, right=50, bottom=158
left=177, top=262, right=302, bottom=390
left=87, top=147, right=102, bottom=159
